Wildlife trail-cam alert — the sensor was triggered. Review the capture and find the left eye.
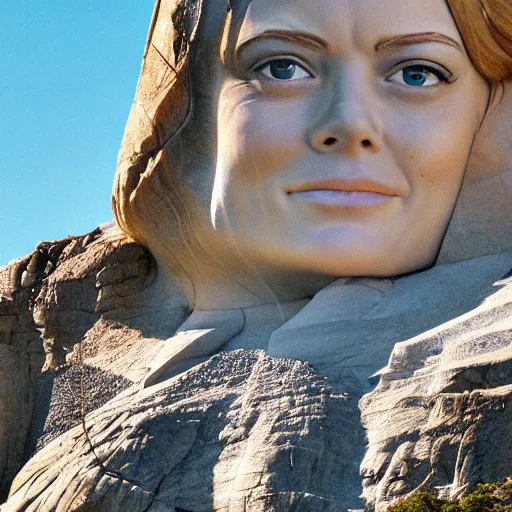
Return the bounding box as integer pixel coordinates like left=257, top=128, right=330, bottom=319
left=254, top=59, right=312, bottom=81
left=387, top=65, right=447, bottom=87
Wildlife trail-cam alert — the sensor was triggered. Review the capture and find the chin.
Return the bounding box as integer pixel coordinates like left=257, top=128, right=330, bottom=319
left=296, top=226, right=445, bottom=278
left=281, top=245, right=439, bottom=279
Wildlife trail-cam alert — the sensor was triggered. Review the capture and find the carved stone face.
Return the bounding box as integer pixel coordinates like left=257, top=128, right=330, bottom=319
left=210, top=0, right=490, bottom=278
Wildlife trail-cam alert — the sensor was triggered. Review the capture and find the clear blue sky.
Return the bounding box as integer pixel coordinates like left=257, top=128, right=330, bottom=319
left=0, top=2, right=154, bottom=266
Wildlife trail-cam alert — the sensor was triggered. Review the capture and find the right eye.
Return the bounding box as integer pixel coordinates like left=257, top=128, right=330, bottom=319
left=387, top=63, right=451, bottom=88
left=254, top=58, right=313, bottom=81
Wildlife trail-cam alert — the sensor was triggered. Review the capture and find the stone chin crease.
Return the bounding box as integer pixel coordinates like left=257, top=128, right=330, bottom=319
left=2, top=0, right=512, bottom=511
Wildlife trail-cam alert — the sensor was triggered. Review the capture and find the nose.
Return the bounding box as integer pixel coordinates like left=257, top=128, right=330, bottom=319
left=307, top=68, right=383, bottom=155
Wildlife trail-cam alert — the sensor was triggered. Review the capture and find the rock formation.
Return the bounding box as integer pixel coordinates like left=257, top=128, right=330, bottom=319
left=2, top=0, right=512, bottom=509
left=1, top=224, right=512, bottom=511
left=0, top=224, right=188, bottom=505
left=361, top=272, right=512, bottom=510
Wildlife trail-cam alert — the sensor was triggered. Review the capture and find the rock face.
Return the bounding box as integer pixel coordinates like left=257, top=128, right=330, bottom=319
left=361, top=276, right=512, bottom=511
left=0, top=223, right=188, bottom=504
left=1, top=225, right=512, bottom=511
left=5, top=350, right=364, bottom=511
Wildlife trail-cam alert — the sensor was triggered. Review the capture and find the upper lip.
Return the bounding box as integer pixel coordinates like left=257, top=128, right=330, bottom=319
left=285, top=179, right=405, bottom=196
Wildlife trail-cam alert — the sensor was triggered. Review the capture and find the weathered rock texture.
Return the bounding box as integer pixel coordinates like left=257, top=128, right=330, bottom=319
left=1, top=225, right=512, bottom=511
left=0, top=223, right=188, bottom=504
left=361, top=275, right=512, bottom=511
left=0, top=220, right=365, bottom=509
left=5, top=350, right=363, bottom=511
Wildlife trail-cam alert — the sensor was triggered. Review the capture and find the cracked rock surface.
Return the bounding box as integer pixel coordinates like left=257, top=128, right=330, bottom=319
left=4, top=350, right=362, bottom=511
left=361, top=277, right=512, bottom=511
left=0, top=222, right=188, bottom=504
left=1, top=224, right=512, bottom=511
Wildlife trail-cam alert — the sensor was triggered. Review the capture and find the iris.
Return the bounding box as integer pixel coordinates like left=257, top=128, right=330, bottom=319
left=402, top=66, right=430, bottom=86
left=269, top=59, right=297, bottom=80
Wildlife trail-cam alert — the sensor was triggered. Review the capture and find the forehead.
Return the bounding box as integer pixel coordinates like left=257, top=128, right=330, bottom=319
left=238, top=0, right=463, bottom=52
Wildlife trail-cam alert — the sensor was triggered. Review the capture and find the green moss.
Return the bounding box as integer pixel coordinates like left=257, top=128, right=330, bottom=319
left=456, top=490, right=499, bottom=511
left=385, top=492, right=445, bottom=512
left=386, top=478, right=512, bottom=512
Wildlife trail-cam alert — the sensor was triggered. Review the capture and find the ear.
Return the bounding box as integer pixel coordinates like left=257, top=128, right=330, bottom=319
left=437, top=80, right=512, bottom=265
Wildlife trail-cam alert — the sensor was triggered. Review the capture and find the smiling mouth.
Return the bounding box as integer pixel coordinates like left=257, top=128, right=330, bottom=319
left=286, top=179, right=402, bottom=207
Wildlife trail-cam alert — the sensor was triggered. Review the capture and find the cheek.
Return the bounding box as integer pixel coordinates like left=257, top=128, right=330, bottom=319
left=217, top=86, right=308, bottom=181
left=385, top=96, right=479, bottom=192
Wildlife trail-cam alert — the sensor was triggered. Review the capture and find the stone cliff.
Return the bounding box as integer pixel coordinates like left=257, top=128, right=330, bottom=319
left=1, top=224, right=512, bottom=511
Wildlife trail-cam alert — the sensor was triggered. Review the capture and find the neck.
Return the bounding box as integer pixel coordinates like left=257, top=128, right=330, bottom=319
left=157, top=254, right=336, bottom=311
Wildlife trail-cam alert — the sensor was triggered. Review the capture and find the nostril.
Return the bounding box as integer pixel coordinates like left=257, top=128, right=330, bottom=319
left=324, top=137, right=338, bottom=146
left=361, top=139, right=372, bottom=148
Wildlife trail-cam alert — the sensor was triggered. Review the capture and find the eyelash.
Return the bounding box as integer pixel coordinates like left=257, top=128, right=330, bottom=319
left=251, top=56, right=315, bottom=81
left=250, top=57, right=453, bottom=87
left=386, top=60, right=453, bottom=86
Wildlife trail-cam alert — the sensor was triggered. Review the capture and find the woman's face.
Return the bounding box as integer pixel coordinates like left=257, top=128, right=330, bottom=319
left=210, top=0, right=490, bottom=277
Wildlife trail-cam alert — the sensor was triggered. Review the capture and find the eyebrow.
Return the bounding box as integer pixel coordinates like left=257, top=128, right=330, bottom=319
left=237, top=30, right=463, bottom=56
left=236, top=30, right=328, bottom=55
left=375, top=32, right=463, bottom=52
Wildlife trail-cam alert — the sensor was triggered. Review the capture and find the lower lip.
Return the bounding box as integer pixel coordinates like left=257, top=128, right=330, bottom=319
left=289, top=190, right=395, bottom=207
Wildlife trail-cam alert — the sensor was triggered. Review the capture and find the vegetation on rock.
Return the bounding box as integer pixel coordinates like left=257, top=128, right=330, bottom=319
left=387, top=479, right=512, bottom=511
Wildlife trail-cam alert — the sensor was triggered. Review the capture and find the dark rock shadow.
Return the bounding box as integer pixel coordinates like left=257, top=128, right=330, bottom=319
left=24, top=365, right=133, bottom=458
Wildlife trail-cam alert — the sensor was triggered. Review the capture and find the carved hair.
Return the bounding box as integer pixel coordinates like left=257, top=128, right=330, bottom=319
left=112, top=0, right=512, bottom=273
left=447, top=0, right=512, bottom=81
